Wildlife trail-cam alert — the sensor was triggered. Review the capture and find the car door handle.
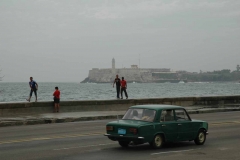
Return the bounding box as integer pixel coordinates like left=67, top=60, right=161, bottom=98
left=178, top=124, right=182, bottom=126
left=162, top=125, right=166, bottom=127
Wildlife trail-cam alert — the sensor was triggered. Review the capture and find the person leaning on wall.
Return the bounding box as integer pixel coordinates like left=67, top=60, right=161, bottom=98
left=53, top=86, right=60, bottom=112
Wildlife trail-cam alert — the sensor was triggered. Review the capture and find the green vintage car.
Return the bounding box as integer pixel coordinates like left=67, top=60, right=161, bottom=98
left=104, top=105, right=208, bottom=148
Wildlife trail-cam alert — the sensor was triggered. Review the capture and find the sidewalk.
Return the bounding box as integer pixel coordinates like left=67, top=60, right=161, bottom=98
left=1, top=106, right=240, bottom=127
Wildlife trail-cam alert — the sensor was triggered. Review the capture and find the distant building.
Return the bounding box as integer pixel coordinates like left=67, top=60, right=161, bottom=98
left=81, top=58, right=187, bottom=83
left=131, top=65, right=138, bottom=69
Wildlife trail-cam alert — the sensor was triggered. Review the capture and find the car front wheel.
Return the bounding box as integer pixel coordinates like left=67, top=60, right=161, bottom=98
left=118, top=141, right=130, bottom=147
left=150, top=134, right=164, bottom=149
left=194, top=129, right=206, bottom=145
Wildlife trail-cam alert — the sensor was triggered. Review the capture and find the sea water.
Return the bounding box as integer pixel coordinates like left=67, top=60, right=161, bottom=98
left=0, top=82, right=240, bottom=102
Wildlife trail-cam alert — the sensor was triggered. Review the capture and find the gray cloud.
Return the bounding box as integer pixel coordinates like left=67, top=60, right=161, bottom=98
left=0, top=0, right=239, bottom=82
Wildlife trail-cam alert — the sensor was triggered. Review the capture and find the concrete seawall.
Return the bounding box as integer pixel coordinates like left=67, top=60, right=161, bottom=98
left=1, top=95, right=240, bottom=116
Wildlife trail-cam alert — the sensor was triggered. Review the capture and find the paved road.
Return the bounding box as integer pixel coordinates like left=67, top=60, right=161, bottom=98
left=0, top=111, right=240, bottom=160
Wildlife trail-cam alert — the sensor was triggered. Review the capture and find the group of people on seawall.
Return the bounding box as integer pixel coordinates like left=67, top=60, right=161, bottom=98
left=112, top=74, right=128, bottom=99
left=25, top=75, right=127, bottom=112
left=26, top=77, right=60, bottom=113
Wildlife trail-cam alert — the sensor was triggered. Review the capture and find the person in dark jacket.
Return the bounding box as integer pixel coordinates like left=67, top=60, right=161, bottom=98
left=113, top=74, right=121, bottom=99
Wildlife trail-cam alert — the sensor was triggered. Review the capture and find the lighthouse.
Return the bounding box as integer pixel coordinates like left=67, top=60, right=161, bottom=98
left=112, top=58, right=116, bottom=72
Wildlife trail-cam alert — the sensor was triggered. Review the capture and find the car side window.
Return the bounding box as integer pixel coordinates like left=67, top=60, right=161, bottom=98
left=175, top=109, right=190, bottom=121
left=160, top=110, right=174, bottom=122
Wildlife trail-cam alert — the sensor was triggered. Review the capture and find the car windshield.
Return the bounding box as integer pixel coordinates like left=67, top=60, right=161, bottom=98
left=122, top=108, right=156, bottom=122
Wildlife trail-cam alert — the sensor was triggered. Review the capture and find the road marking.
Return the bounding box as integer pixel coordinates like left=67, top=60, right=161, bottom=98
left=210, top=121, right=240, bottom=126
left=0, top=132, right=104, bottom=145
left=218, top=147, right=228, bottom=151
left=151, top=148, right=201, bottom=155
left=53, top=143, right=116, bottom=151
left=74, top=126, right=104, bottom=130
left=0, top=120, right=239, bottom=145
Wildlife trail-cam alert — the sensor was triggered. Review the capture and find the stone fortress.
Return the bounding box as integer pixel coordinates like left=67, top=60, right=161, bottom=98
left=81, top=58, right=185, bottom=83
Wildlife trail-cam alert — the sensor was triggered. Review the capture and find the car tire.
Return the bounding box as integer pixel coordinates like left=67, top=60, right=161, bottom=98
left=118, top=141, right=130, bottom=147
left=194, top=129, right=206, bottom=145
left=150, top=134, right=164, bottom=149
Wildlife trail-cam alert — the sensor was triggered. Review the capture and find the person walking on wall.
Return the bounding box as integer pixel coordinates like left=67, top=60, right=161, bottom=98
left=120, top=77, right=128, bottom=99
left=26, top=77, right=38, bottom=102
left=113, top=74, right=121, bottom=99
left=53, top=86, right=60, bottom=112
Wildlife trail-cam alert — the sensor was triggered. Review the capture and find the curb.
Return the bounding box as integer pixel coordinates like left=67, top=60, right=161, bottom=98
left=1, top=108, right=240, bottom=127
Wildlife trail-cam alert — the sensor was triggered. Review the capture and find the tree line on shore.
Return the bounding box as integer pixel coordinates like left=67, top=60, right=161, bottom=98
left=179, top=69, right=240, bottom=82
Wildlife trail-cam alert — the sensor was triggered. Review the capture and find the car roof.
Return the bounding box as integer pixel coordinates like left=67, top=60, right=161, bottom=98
left=129, top=105, right=184, bottom=110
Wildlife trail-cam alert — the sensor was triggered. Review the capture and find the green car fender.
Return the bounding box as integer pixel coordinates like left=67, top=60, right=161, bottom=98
left=152, top=132, right=166, bottom=143
left=138, top=124, right=158, bottom=142
left=194, top=122, right=208, bottom=139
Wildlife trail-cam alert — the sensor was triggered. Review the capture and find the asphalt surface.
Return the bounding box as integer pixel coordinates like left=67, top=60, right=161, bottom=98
left=0, top=111, right=240, bottom=160
left=1, top=106, right=240, bottom=127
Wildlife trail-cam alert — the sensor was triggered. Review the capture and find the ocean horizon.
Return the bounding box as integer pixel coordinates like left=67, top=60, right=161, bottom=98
left=0, top=82, right=240, bottom=102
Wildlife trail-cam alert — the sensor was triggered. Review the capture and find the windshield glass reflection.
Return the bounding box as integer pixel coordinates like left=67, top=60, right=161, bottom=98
left=122, top=108, right=156, bottom=122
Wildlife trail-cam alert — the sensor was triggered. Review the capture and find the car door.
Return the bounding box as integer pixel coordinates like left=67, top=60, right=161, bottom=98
left=159, top=110, right=178, bottom=142
left=175, top=109, right=194, bottom=141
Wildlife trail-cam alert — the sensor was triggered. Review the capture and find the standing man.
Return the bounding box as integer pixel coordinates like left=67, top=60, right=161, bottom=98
left=26, top=77, right=38, bottom=102
left=113, top=74, right=121, bottom=99
left=53, top=86, right=60, bottom=112
left=120, top=77, right=128, bottom=99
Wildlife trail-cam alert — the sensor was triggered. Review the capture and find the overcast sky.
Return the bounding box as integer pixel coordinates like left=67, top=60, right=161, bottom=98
left=0, top=0, right=239, bottom=82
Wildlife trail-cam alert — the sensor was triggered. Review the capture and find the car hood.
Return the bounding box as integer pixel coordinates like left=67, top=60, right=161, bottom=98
left=107, top=119, right=152, bottom=127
